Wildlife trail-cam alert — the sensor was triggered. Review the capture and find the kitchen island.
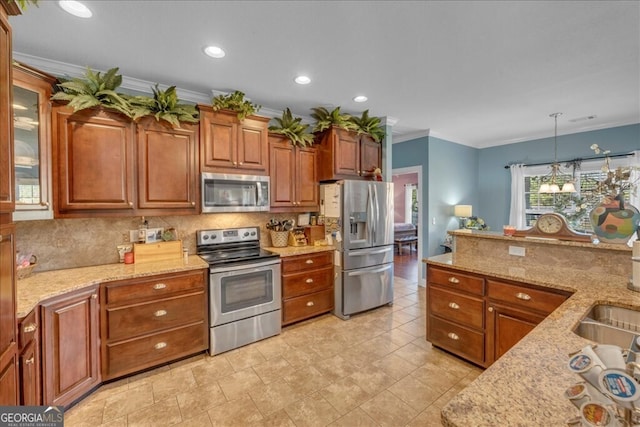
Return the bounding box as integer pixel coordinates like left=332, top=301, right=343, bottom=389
left=425, top=231, right=636, bottom=426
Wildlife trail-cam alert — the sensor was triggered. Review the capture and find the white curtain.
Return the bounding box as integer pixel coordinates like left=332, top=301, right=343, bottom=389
left=509, top=164, right=527, bottom=229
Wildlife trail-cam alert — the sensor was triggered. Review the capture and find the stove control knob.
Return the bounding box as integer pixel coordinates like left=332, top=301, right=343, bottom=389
left=203, top=235, right=209, bottom=240
left=251, top=232, right=256, bottom=236
left=211, top=235, right=217, bottom=239
left=243, top=232, right=250, bottom=237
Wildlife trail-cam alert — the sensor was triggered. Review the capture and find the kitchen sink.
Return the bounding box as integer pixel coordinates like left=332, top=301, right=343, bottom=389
left=573, top=304, right=640, bottom=349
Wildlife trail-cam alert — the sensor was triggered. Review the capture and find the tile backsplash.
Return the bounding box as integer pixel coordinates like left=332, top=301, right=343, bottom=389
left=16, top=212, right=298, bottom=272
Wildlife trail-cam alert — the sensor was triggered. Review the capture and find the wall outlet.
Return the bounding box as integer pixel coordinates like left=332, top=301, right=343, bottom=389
left=122, top=233, right=130, bottom=243
left=508, top=245, right=526, bottom=257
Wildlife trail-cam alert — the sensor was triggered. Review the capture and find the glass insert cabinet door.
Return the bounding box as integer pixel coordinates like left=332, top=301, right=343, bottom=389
left=12, top=63, right=56, bottom=219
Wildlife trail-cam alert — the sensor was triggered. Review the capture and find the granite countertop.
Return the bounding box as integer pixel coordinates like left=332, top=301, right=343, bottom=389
left=264, top=245, right=335, bottom=257
left=16, top=255, right=209, bottom=319
left=425, top=253, right=640, bottom=426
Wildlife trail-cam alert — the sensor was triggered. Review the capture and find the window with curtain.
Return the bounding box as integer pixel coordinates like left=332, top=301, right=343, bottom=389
left=522, top=155, right=638, bottom=233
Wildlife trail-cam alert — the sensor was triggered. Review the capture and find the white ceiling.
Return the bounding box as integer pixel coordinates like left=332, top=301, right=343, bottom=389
left=8, top=0, right=640, bottom=148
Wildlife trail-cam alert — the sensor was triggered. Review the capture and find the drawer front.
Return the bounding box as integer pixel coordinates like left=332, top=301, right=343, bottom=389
left=428, top=315, right=484, bottom=365
left=106, top=292, right=206, bottom=341
left=487, top=280, right=568, bottom=314
left=104, top=270, right=206, bottom=305
left=428, top=266, right=484, bottom=296
left=429, top=286, right=484, bottom=330
left=283, top=288, right=334, bottom=325
left=283, top=266, right=333, bottom=298
left=282, top=252, right=332, bottom=274
left=18, top=309, right=38, bottom=350
left=104, top=322, right=207, bottom=380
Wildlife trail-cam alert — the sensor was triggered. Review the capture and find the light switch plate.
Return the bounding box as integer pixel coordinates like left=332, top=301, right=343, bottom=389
left=509, top=245, right=526, bottom=256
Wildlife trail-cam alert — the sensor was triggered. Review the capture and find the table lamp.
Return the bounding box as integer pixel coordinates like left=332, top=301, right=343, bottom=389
left=454, top=205, right=472, bottom=228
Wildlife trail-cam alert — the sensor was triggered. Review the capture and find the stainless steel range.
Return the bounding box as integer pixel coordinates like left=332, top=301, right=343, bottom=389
left=196, top=226, right=281, bottom=355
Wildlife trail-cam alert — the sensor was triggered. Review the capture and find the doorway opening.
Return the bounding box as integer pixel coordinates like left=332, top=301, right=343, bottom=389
left=391, top=166, right=423, bottom=285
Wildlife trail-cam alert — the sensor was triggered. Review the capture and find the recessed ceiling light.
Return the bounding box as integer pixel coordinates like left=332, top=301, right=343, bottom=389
left=353, top=95, right=368, bottom=103
left=294, top=75, right=311, bottom=85
left=58, top=1, right=92, bottom=18
left=12, top=103, right=27, bottom=111
left=204, top=46, right=226, bottom=59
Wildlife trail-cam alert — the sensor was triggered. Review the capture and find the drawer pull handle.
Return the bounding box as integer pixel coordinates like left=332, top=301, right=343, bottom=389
left=448, top=277, right=460, bottom=284
left=306, top=301, right=314, bottom=307
left=154, top=310, right=167, bottom=317
left=25, top=357, right=34, bottom=365
left=154, top=342, right=167, bottom=350
left=448, top=302, right=460, bottom=310
left=447, top=332, right=459, bottom=340
left=23, top=324, right=37, bottom=333
left=153, top=283, right=167, bottom=290
left=516, top=292, right=531, bottom=301
left=305, top=278, right=314, bottom=284
left=305, top=260, right=314, bottom=264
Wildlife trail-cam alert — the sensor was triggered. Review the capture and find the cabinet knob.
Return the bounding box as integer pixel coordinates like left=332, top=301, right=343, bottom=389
left=91, top=294, right=98, bottom=299
left=25, top=357, right=35, bottom=365
left=306, top=301, right=314, bottom=307
left=239, top=162, right=243, bottom=165
left=448, top=302, right=460, bottom=310
left=488, top=307, right=494, bottom=312
left=23, top=323, right=37, bottom=333
left=305, top=259, right=314, bottom=264
left=447, top=332, right=459, bottom=340
left=516, top=292, right=531, bottom=301
left=154, top=310, right=167, bottom=317
left=448, top=277, right=460, bottom=284
left=233, top=161, right=237, bottom=165
left=305, top=278, right=314, bottom=284
left=128, top=202, right=133, bottom=206
left=154, top=342, right=167, bottom=350
left=153, top=283, right=167, bottom=290
left=191, top=202, right=195, bottom=206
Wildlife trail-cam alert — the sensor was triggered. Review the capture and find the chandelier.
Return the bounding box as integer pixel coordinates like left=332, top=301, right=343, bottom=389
left=539, top=112, right=576, bottom=193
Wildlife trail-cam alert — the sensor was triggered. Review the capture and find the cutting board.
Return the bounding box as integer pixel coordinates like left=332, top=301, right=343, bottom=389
left=133, top=241, right=183, bottom=264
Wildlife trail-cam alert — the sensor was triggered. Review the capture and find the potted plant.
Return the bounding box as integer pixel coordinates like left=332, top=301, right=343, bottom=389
left=268, top=108, right=315, bottom=147
left=50, top=67, right=133, bottom=118
left=211, top=90, right=260, bottom=120
left=310, top=106, right=357, bottom=133
left=349, top=109, right=385, bottom=143
left=128, top=84, right=199, bottom=127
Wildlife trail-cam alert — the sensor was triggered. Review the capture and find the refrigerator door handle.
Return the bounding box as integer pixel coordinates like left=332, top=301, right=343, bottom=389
left=348, top=247, right=393, bottom=256
left=373, top=184, right=380, bottom=243
left=347, top=265, right=391, bottom=276
left=367, top=184, right=375, bottom=245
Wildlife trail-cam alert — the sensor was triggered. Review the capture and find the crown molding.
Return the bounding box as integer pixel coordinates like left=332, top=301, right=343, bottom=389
left=381, top=116, right=398, bottom=127
left=392, top=129, right=430, bottom=144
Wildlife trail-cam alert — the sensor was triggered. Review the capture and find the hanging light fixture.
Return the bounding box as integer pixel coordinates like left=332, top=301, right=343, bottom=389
left=539, top=112, right=576, bottom=193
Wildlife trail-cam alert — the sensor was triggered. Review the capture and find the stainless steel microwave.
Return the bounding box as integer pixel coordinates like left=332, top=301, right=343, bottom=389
left=201, top=173, right=270, bottom=213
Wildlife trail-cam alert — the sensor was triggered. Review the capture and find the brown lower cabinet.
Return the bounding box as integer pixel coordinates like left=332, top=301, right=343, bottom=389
left=282, top=251, right=334, bottom=325
left=426, top=265, right=570, bottom=367
left=41, top=286, right=100, bottom=407
left=18, top=309, right=40, bottom=406
left=100, top=269, right=208, bottom=380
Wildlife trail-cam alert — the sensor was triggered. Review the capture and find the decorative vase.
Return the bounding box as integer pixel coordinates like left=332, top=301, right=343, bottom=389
left=589, top=194, right=640, bottom=244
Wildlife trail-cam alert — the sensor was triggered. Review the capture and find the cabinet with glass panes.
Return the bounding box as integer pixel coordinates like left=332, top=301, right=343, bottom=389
left=12, top=62, right=56, bottom=220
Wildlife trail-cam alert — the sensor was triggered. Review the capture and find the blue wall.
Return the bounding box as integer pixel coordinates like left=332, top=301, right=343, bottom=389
left=392, top=123, right=639, bottom=261
left=479, top=123, right=640, bottom=229
left=392, top=135, right=479, bottom=260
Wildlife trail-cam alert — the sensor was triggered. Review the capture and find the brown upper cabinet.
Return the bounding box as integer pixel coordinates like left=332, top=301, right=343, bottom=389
left=13, top=63, right=56, bottom=220
left=268, top=134, right=319, bottom=212
left=52, top=105, right=200, bottom=217
left=198, top=106, right=269, bottom=175
left=315, top=127, right=382, bottom=181
left=52, top=105, right=136, bottom=217
left=136, top=117, right=199, bottom=214
left=0, top=1, right=16, bottom=215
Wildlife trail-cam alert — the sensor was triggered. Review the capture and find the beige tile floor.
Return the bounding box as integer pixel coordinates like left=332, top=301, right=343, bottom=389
left=64, top=276, right=482, bottom=427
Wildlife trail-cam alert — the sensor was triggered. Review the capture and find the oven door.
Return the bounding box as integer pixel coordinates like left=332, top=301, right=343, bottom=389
left=209, top=259, right=281, bottom=326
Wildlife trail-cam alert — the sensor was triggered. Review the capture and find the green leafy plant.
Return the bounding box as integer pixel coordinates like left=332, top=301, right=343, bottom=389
left=349, top=109, right=385, bottom=143
left=11, top=0, right=39, bottom=11
left=128, top=84, right=199, bottom=127
left=211, top=90, right=260, bottom=120
left=310, top=106, right=357, bottom=133
left=268, top=108, right=315, bottom=147
left=51, top=67, right=132, bottom=117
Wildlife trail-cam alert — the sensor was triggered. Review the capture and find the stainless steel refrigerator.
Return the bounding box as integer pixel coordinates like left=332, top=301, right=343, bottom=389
left=320, top=180, right=394, bottom=320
